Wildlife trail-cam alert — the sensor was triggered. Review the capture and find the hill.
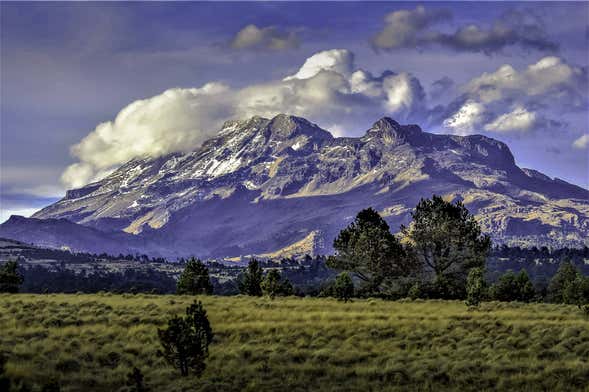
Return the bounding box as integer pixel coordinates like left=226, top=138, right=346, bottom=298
left=2, top=114, right=587, bottom=258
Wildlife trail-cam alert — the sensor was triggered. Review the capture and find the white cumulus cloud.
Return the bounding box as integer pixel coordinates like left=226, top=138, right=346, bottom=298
left=61, top=49, right=428, bottom=189
left=484, top=106, right=537, bottom=132
left=443, top=100, right=486, bottom=135
left=442, top=56, right=588, bottom=136
left=464, top=56, right=587, bottom=109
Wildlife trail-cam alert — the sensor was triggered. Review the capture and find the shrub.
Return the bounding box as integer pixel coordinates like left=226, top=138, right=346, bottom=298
left=0, top=354, right=10, bottom=392
left=126, top=367, right=148, bottom=392
left=41, top=378, right=61, bottom=392
left=157, top=301, right=213, bottom=377
left=333, top=272, right=354, bottom=302
left=55, top=358, right=81, bottom=373
left=408, top=282, right=422, bottom=300
left=465, top=267, right=485, bottom=307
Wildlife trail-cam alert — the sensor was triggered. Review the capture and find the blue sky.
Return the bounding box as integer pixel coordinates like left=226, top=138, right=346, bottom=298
left=1, top=2, right=588, bottom=222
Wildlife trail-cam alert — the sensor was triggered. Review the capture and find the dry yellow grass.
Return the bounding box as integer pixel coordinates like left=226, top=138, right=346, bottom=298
left=1, top=294, right=588, bottom=391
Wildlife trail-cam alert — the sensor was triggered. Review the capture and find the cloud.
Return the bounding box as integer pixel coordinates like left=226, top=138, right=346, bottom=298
left=442, top=100, right=486, bottom=135
left=573, top=134, right=589, bottom=149
left=284, top=49, right=354, bottom=80
left=464, top=56, right=587, bottom=109
left=441, top=56, right=588, bottom=135
left=62, top=49, right=428, bottom=188
left=230, top=24, right=299, bottom=51
left=484, top=106, right=537, bottom=132
left=372, top=6, right=451, bottom=50
left=61, top=49, right=587, bottom=189
left=372, top=7, right=558, bottom=54
left=62, top=83, right=233, bottom=187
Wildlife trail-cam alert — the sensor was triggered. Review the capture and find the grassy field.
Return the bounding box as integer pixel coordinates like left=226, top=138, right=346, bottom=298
left=1, top=294, right=588, bottom=391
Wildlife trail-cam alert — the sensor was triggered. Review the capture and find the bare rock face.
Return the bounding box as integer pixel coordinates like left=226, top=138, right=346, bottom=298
left=2, top=114, right=588, bottom=258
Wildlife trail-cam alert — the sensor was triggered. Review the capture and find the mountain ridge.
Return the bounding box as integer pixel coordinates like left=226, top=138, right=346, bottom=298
left=2, top=114, right=587, bottom=258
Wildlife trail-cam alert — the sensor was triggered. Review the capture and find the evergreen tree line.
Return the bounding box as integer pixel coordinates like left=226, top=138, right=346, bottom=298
left=322, top=195, right=589, bottom=310
left=1, top=196, right=587, bottom=306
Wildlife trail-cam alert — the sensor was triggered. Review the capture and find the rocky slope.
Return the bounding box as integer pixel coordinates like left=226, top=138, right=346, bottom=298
left=2, top=114, right=588, bottom=258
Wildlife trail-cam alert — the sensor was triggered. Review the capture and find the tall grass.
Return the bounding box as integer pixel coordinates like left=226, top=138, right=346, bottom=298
left=1, top=294, right=588, bottom=391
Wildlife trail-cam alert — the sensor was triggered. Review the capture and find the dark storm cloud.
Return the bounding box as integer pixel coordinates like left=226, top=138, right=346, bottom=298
left=373, top=7, right=559, bottom=54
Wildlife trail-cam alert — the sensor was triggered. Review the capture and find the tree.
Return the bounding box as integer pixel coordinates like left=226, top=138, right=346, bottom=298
left=465, top=267, right=485, bottom=307
left=261, top=269, right=293, bottom=299
left=157, top=301, right=213, bottom=377
left=548, top=261, right=579, bottom=303
left=333, top=272, right=354, bottom=302
left=261, top=269, right=281, bottom=299
left=238, top=259, right=263, bottom=296
left=327, top=208, right=413, bottom=293
left=0, top=260, right=24, bottom=293
left=515, top=270, right=536, bottom=302
left=402, top=196, right=491, bottom=298
left=562, top=274, right=589, bottom=307
left=490, top=271, right=535, bottom=302
left=176, top=258, right=213, bottom=295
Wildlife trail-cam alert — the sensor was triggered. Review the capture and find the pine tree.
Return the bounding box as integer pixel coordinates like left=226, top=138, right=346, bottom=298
left=333, top=272, right=354, bottom=302
left=176, top=258, right=213, bottom=295
left=402, top=196, right=491, bottom=298
left=548, top=261, right=579, bottom=303
left=261, top=269, right=282, bottom=299
left=327, top=207, right=413, bottom=293
left=238, top=259, right=263, bottom=296
left=0, top=260, right=24, bottom=293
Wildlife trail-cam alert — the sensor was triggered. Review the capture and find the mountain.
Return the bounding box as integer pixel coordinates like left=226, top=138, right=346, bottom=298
left=2, top=114, right=588, bottom=258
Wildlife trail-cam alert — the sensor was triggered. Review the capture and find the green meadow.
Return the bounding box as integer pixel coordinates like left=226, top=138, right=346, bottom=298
left=1, top=294, right=588, bottom=391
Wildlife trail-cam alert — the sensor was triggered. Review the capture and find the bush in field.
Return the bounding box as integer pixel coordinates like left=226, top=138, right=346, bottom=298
left=327, top=208, right=414, bottom=294
left=549, top=261, right=580, bottom=303
left=0, top=354, right=9, bottom=392
left=261, top=270, right=293, bottom=299
left=333, top=272, right=354, bottom=302
left=41, top=379, right=61, bottom=392
left=465, top=267, right=486, bottom=307
left=408, top=282, right=422, bottom=299
left=125, top=367, right=148, bottom=392
left=0, top=260, right=24, bottom=293
left=176, top=258, right=213, bottom=295
left=238, top=259, right=263, bottom=296
left=402, top=196, right=491, bottom=299
left=157, top=301, right=213, bottom=377
left=490, top=271, right=535, bottom=302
